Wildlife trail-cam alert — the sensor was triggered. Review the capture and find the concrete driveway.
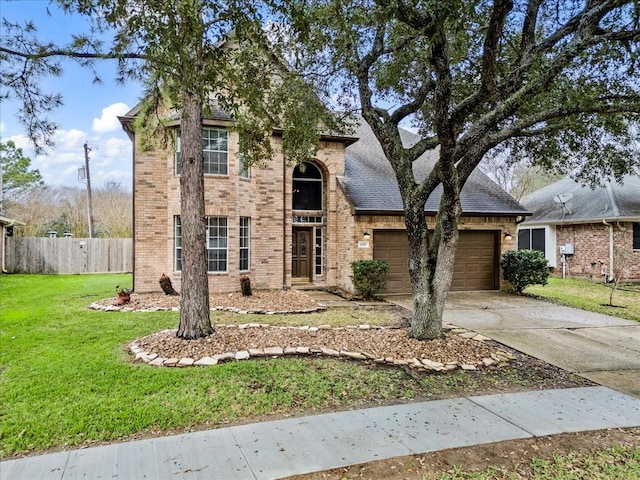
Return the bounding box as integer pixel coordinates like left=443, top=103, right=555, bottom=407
left=385, top=292, right=640, bottom=398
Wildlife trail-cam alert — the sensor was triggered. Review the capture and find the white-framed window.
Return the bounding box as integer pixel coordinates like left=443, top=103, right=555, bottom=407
left=239, top=217, right=250, bottom=271
left=314, top=226, right=323, bottom=276
left=174, top=216, right=182, bottom=272
left=238, top=154, right=250, bottom=179
left=206, top=217, right=228, bottom=272
left=174, top=216, right=228, bottom=273
left=517, top=225, right=556, bottom=267
left=175, top=127, right=228, bottom=175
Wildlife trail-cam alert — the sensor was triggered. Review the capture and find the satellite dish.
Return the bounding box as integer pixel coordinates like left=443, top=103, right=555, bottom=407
left=554, top=193, right=573, bottom=204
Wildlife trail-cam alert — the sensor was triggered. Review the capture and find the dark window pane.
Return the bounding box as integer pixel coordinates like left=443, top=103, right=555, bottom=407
left=293, top=181, right=322, bottom=210
left=531, top=228, right=545, bottom=253
left=517, top=229, right=530, bottom=250
left=293, top=163, right=321, bottom=179
left=633, top=223, right=640, bottom=250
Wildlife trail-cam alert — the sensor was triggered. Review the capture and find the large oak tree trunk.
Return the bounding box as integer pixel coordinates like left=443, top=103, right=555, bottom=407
left=176, top=90, right=213, bottom=339
left=405, top=161, right=462, bottom=340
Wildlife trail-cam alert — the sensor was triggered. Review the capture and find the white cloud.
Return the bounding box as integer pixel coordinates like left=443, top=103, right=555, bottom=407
left=92, top=103, right=131, bottom=133
left=0, top=122, right=5, bottom=134
left=6, top=128, right=132, bottom=189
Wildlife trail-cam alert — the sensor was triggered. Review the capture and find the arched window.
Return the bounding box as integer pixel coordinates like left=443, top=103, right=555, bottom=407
left=293, top=163, right=322, bottom=211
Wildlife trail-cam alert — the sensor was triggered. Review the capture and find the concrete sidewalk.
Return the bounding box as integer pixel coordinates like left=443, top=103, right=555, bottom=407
left=386, top=291, right=640, bottom=398
left=2, top=386, right=639, bottom=480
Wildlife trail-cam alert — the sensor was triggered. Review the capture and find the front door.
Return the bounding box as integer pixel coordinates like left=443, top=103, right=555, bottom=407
left=292, top=228, right=312, bottom=280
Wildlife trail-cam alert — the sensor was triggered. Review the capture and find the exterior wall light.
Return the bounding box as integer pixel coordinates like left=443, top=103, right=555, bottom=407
left=363, top=232, right=371, bottom=240
left=504, top=231, right=512, bottom=241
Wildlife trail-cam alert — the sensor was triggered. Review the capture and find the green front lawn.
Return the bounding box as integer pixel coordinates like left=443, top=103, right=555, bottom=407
left=525, top=277, right=640, bottom=322
left=0, top=274, right=413, bottom=456
left=0, top=273, right=534, bottom=458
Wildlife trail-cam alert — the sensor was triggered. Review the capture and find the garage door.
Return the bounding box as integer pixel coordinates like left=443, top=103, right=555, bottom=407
left=373, top=230, right=498, bottom=293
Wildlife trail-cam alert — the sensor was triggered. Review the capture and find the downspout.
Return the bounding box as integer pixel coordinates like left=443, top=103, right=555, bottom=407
left=602, top=219, right=614, bottom=282
left=283, top=152, right=287, bottom=290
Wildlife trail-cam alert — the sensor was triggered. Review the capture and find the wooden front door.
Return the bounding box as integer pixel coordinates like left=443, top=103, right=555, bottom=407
left=292, top=228, right=312, bottom=280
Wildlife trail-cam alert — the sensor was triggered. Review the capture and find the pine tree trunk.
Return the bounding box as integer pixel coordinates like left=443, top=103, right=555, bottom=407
left=176, top=90, right=213, bottom=340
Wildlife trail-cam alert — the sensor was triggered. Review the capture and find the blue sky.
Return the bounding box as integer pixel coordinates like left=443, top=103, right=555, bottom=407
left=1, top=0, right=143, bottom=189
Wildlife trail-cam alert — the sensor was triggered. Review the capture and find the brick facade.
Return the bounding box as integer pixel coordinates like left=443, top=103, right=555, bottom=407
left=132, top=124, right=349, bottom=293
left=554, top=222, right=640, bottom=281
left=131, top=122, right=520, bottom=294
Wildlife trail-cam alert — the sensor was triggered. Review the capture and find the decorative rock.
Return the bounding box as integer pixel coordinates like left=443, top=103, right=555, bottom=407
left=461, top=364, right=477, bottom=370
left=358, top=324, right=370, bottom=330
left=238, top=324, right=249, bottom=329
left=458, top=332, right=477, bottom=339
left=296, top=347, right=310, bottom=354
left=318, top=324, right=332, bottom=330
left=264, top=347, right=284, bottom=356
left=235, top=351, right=250, bottom=360
left=215, top=352, right=235, bottom=362
left=482, top=358, right=497, bottom=366
left=284, top=347, right=297, bottom=355
left=248, top=349, right=265, bottom=357
left=450, top=328, right=468, bottom=334
left=149, top=357, right=165, bottom=367
left=147, top=353, right=158, bottom=361
left=178, top=358, right=194, bottom=367
left=444, top=363, right=458, bottom=371
left=393, top=359, right=409, bottom=365
left=341, top=351, right=367, bottom=360
left=309, top=327, right=319, bottom=333
left=164, top=358, right=178, bottom=367
left=472, top=334, right=492, bottom=342
left=321, top=348, right=340, bottom=356
left=374, top=358, right=385, bottom=363
left=194, top=357, right=218, bottom=366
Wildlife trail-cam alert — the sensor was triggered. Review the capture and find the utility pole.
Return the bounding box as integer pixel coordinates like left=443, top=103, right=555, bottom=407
left=84, top=142, right=94, bottom=238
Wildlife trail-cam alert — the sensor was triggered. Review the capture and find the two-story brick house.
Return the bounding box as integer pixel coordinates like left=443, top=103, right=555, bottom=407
left=119, top=106, right=528, bottom=295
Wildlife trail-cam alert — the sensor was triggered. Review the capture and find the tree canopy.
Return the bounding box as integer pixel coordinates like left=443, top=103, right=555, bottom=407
left=0, top=140, right=44, bottom=206
left=280, top=0, right=640, bottom=338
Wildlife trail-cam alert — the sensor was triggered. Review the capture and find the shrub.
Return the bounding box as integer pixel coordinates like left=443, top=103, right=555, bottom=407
left=501, top=249, right=550, bottom=294
left=350, top=260, right=389, bottom=299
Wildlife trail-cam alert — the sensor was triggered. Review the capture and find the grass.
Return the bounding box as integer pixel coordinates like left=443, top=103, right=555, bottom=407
left=433, top=445, right=640, bottom=479
left=525, top=277, right=640, bottom=322
left=1, top=273, right=544, bottom=458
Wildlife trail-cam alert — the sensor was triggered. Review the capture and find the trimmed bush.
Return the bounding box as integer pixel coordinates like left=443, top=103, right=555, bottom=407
left=501, top=249, right=550, bottom=294
left=350, top=260, right=389, bottom=299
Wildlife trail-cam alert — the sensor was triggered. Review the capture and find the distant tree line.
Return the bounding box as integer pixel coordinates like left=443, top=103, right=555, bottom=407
left=1, top=141, right=131, bottom=238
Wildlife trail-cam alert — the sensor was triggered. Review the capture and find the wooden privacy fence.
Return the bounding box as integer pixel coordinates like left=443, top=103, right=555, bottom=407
left=5, top=237, right=133, bottom=274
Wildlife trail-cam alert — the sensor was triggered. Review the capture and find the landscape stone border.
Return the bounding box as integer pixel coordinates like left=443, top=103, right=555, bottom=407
left=129, top=323, right=515, bottom=372
left=90, top=302, right=327, bottom=315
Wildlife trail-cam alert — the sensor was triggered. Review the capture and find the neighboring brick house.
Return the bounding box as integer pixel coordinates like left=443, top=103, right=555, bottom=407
left=119, top=108, right=528, bottom=294
left=519, top=175, right=640, bottom=281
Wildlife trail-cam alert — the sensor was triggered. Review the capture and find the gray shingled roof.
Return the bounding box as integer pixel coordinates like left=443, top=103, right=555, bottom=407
left=339, top=120, right=529, bottom=216
left=523, top=175, right=640, bottom=224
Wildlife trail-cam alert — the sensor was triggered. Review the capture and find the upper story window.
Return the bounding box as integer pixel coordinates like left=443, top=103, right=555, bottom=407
left=175, top=127, right=228, bottom=175
left=238, top=154, right=249, bottom=178
left=293, top=162, right=322, bottom=211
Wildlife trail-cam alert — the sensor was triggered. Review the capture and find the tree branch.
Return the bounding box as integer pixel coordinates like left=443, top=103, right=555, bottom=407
left=0, top=46, right=146, bottom=61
